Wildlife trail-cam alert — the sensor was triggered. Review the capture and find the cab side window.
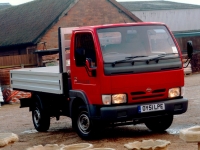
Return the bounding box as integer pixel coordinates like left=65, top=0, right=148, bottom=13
left=74, top=34, right=85, bottom=67
left=74, top=33, right=96, bottom=67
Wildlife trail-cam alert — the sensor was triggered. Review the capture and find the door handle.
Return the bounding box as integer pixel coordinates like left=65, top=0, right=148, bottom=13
left=74, top=77, right=77, bottom=82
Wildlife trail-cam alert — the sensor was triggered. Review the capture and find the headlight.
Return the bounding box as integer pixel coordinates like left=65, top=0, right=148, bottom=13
left=112, top=94, right=127, bottom=104
left=102, top=95, right=111, bottom=105
left=168, top=88, right=180, bottom=98
left=102, top=94, right=127, bottom=105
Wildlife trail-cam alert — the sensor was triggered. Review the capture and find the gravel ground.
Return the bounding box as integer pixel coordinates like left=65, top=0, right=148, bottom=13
left=0, top=73, right=200, bottom=150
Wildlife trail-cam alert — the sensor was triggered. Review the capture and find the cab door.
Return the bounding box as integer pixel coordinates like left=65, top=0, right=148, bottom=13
left=70, top=31, right=101, bottom=105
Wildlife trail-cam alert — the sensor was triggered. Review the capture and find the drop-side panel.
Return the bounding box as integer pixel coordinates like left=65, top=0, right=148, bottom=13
left=10, top=66, right=63, bottom=94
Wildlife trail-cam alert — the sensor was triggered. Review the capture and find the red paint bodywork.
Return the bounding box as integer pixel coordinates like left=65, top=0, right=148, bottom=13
left=69, top=22, right=184, bottom=105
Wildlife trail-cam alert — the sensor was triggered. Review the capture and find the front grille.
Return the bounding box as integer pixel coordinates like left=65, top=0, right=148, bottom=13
left=131, top=91, right=145, bottom=95
left=132, top=94, right=164, bottom=100
left=152, top=89, right=166, bottom=93
left=131, top=89, right=166, bottom=101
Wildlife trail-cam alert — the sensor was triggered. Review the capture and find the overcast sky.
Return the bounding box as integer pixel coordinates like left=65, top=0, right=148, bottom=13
left=0, top=0, right=200, bottom=6
left=0, top=0, right=32, bottom=5
left=117, top=0, right=200, bottom=5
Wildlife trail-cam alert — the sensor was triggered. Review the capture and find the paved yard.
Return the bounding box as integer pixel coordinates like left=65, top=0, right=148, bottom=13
left=0, top=73, right=200, bottom=150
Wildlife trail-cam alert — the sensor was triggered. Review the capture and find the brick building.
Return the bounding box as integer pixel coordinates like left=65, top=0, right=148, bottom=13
left=0, top=0, right=141, bottom=67
left=37, top=0, right=141, bottom=50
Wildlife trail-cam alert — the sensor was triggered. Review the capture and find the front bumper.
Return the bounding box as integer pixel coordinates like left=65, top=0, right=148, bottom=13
left=89, top=98, right=188, bottom=122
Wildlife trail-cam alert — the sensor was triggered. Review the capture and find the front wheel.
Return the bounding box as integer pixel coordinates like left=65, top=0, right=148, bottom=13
left=32, top=101, right=50, bottom=132
left=74, top=108, right=98, bottom=139
left=145, top=115, right=173, bottom=132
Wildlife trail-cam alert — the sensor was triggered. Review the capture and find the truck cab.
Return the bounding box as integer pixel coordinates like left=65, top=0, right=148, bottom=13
left=68, top=23, right=187, bottom=138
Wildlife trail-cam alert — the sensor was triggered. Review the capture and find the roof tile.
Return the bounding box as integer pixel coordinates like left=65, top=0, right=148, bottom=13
left=0, top=0, right=73, bottom=47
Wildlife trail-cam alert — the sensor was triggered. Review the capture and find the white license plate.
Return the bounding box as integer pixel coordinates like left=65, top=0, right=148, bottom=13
left=138, top=103, right=165, bottom=113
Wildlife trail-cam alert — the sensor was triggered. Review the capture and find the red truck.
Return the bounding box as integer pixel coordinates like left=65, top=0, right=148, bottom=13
left=10, top=22, right=189, bottom=139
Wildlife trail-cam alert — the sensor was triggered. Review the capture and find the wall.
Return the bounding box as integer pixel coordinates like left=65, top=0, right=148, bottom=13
left=176, top=36, right=200, bottom=52
left=132, top=9, right=200, bottom=32
left=0, top=46, right=36, bottom=56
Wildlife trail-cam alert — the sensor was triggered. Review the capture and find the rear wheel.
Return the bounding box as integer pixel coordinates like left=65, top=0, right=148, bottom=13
left=32, top=101, right=50, bottom=132
left=145, top=115, right=173, bottom=132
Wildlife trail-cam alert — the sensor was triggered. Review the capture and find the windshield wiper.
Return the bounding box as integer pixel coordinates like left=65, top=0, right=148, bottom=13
left=112, top=56, right=147, bottom=67
left=146, top=54, right=165, bottom=64
left=146, top=53, right=178, bottom=64
left=111, top=53, right=179, bottom=67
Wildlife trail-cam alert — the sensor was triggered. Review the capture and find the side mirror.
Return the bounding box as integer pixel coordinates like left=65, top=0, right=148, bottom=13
left=187, top=41, right=193, bottom=59
left=75, top=48, right=86, bottom=66
left=85, top=58, right=96, bottom=77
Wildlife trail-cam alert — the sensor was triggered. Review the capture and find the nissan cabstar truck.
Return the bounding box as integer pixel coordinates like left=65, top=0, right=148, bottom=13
left=10, top=22, right=188, bottom=139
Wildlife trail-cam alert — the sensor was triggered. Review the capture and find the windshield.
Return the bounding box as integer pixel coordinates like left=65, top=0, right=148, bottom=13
left=97, top=25, right=178, bottom=63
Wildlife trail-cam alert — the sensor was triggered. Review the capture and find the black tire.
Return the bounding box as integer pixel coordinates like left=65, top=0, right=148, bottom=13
left=32, top=101, right=50, bottom=132
left=73, top=107, right=98, bottom=139
left=145, top=115, right=173, bottom=132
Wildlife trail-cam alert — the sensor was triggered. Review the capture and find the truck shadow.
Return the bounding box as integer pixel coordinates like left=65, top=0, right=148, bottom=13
left=98, top=125, right=157, bottom=139
left=49, top=124, right=168, bottom=140
left=20, top=122, right=184, bottom=142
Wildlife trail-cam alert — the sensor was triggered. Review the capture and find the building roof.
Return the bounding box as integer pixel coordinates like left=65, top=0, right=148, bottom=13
left=120, top=1, right=200, bottom=11
left=108, top=0, right=142, bottom=22
left=0, top=0, right=141, bottom=48
left=0, top=0, right=74, bottom=48
left=0, top=3, right=11, bottom=10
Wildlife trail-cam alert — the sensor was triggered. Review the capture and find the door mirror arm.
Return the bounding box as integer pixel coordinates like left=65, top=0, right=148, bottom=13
left=85, top=59, right=97, bottom=77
